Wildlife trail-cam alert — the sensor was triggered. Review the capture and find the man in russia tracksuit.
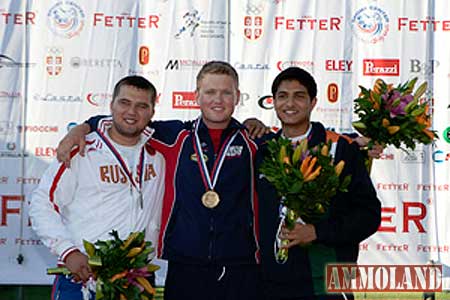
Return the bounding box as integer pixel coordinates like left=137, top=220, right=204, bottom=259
left=29, top=76, right=164, bottom=300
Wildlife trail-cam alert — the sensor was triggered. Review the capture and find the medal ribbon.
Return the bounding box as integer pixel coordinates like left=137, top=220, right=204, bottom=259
left=192, top=118, right=240, bottom=191
left=96, top=129, right=145, bottom=193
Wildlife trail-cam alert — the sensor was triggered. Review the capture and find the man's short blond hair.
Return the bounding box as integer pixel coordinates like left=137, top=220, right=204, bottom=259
left=196, top=61, right=239, bottom=90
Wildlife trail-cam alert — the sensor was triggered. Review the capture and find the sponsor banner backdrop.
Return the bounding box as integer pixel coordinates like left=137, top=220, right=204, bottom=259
left=0, top=0, right=449, bottom=289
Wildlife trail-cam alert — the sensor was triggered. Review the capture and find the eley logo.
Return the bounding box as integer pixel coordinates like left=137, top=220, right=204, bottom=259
left=172, top=92, right=199, bottom=109
left=325, top=60, right=352, bottom=72
left=363, top=59, right=399, bottom=76
left=139, top=46, right=150, bottom=65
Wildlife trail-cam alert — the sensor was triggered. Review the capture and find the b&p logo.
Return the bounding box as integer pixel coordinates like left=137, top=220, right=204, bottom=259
left=351, top=6, right=389, bottom=44
left=47, top=1, right=85, bottom=39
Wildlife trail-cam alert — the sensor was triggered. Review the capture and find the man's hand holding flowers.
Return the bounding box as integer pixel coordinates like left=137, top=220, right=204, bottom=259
left=280, top=223, right=317, bottom=248
left=260, top=138, right=351, bottom=263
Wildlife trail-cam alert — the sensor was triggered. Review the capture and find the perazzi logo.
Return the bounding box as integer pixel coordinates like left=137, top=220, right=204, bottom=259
left=172, top=91, right=199, bottom=109
left=326, top=264, right=442, bottom=292
left=363, top=59, right=399, bottom=76
left=99, top=164, right=157, bottom=183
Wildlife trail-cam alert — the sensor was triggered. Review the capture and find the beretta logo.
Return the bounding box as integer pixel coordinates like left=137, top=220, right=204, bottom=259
left=172, top=91, right=199, bottom=109
left=363, top=59, right=399, bottom=76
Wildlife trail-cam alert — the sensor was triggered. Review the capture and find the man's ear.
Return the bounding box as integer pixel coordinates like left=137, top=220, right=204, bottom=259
left=235, top=89, right=241, bottom=105
left=195, top=89, right=200, bottom=105
left=149, top=105, right=155, bottom=119
left=311, top=97, right=317, bottom=110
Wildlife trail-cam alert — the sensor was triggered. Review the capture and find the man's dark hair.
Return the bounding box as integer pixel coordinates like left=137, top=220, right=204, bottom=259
left=196, top=61, right=239, bottom=90
left=112, top=75, right=157, bottom=105
left=271, top=67, right=317, bottom=100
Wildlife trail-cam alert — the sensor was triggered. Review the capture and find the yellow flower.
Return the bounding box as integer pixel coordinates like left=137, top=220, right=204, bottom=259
left=387, top=126, right=400, bottom=135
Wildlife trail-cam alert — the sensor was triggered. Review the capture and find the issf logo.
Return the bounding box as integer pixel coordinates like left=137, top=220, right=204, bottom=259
left=351, top=6, right=389, bottom=44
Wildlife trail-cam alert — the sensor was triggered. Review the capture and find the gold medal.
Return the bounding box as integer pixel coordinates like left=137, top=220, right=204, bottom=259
left=201, top=190, right=220, bottom=208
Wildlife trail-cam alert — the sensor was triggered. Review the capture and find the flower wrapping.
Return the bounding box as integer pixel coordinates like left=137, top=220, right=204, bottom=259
left=260, top=138, right=351, bottom=262
left=352, top=77, right=438, bottom=151
left=47, top=230, right=159, bottom=300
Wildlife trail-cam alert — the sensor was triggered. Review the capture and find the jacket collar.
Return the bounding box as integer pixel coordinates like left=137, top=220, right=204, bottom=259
left=276, top=122, right=327, bottom=147
left=97, top=116, right=154, bottom=146
left=195, top=117, right=245, bottom=134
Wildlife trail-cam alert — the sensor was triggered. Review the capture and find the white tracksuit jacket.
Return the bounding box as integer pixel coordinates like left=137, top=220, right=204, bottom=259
left=29, top=120, right=164, bottom=263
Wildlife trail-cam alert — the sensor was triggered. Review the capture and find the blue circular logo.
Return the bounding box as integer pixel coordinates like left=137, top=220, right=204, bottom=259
left=47, top=1, right=85, bottom=39
left=352, top=6, right=389, bottom=44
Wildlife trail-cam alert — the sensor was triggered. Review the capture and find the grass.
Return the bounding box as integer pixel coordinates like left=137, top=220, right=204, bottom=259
left=355, top=291, right=450, bottom=300
left=1, top=286, right=448, bottom=300
left=0, top=285, right=165, bottom=300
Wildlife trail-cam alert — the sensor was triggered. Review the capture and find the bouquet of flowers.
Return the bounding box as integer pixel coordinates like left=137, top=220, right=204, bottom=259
left=260, top=138, right=351, bottom=262
left=47, top=230, right=159, bottom=300
left=352, top=77, right=438, bottom=151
